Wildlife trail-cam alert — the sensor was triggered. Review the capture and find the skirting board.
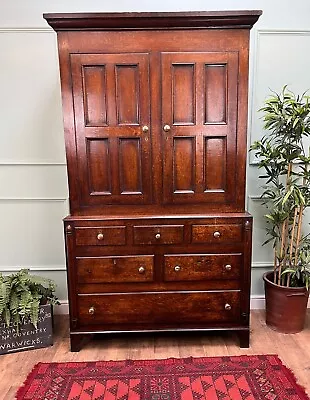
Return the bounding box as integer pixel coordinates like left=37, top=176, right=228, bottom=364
left=53, top=297, right=310, bottom=315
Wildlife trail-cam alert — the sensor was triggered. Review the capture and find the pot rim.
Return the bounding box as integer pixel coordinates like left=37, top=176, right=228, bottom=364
left=263, top=271, right=308, bottom=292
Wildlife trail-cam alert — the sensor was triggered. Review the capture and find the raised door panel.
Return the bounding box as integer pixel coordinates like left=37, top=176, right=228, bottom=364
left=162, top=52, right=238, bottom=205
left=70, top=53, right=151, bottom=206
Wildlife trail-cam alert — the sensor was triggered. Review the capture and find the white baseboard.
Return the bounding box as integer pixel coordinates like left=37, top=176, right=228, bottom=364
left=250, top=295, right=265, bottom=309
left=54, top=296, right=309, bottom=315
left=55, top=301, right=69, bottom=315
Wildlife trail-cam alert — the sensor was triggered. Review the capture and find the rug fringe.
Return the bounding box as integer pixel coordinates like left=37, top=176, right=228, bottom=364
left=15, top=362, right=41, bottom=400
left=273, top=355, right=310, bottom=399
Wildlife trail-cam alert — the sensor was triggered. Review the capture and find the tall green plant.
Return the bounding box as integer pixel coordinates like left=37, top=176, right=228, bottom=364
left=251, top=86, right=310, bottom=288
left=0, top=269, right=59, bottom=330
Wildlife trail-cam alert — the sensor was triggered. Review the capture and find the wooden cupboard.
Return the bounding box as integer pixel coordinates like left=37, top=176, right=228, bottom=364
left=44, top=11, right=261, bottom=351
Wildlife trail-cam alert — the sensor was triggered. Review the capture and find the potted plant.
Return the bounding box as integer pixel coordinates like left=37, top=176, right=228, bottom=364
left=250, top=86, right=310, bottom=333
left=0, top=269, right=59, bottom=354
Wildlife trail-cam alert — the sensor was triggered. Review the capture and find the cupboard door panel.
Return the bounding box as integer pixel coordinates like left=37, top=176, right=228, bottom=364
left=71, top=53, right=152, bottom=206
left=204, top=137, right=227, bottom=192
left=119, top=138, right=142, bottom=194
left=116, top=65, right=140, bottom=125
left=87, top=139, right=111, bottom=195
left=83, top=66, right=108, bottom=126
left=162, top=52, right=238, bottom=205
left=205, top=64, right=227, bottom=124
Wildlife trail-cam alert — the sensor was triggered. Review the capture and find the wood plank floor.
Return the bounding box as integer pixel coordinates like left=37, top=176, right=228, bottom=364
left=0, top=310, right=309, bottom=399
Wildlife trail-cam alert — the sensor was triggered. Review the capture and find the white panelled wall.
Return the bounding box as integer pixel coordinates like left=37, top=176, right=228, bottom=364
left=1, top=0, right=310, bottom=312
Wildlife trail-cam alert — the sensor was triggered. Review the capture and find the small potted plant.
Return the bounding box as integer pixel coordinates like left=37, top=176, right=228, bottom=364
left=250, top=86, right=310, bottom=333
left=0, top=269, right=59, bottom=354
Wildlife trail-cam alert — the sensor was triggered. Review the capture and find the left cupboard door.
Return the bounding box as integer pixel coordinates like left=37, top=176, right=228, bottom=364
left=70, top=53, right=152, bottom=206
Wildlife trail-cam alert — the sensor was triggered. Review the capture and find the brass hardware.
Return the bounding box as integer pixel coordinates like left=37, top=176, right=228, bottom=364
left=155, top=233, right=161, bottom=239
left=66, top=225, right=73, bottom=234
left=97, top=233, right=104, bottom=240
left=89, top=306, right=95, bottom=315
left=225, top=303, right=232, bottom=311
left=174, top=265, right=181, bottom=272
left=225, top=264, right=232, bottom=271
left=138, top=266, right=145, bottom=274
left=163, top=124, right=171, bottom=132
left=142, top=125, right=149, bottom=133
left=213, top=231, right=221, bottom=238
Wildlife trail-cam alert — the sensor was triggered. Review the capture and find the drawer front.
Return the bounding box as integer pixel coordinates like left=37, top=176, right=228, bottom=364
left=75, top=226, right=126, bottom=246
left=192, top=224, right=243, bottom=244
left=77, top=291, right=240, bottom=326
left=77, top=255, right=154, bottom=283
left=164, top=254, right=241, bottom=282
left=133, top=225, right=184, bottom=245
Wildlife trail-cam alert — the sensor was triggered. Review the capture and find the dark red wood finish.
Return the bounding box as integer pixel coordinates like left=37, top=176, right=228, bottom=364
left=45, top=11, right=261, bottom=351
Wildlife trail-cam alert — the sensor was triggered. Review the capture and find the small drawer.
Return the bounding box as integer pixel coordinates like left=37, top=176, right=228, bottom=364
left=164, top=254, right=242, bottom=282
left=75, top=226, right=126, bottom=246
left=77, top=255, right=154, bottom=283
left=192, top=224, right=243, bottom=244
left=133, top=225, right=184, bottom=245
left=77, top=291, right=240, bottom=326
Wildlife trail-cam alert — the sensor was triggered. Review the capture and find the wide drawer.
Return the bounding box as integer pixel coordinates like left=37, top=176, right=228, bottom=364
left=77, top=255, right=154, bottom=283
left=75, top=226, right=126, bottom=246
left=133, top=225, right=184, bottom=245
left=164, top=254, right=241, bottom=281
left=77, top=291, right=240, bottom=325
left=192, top=224, right=243, bottom=244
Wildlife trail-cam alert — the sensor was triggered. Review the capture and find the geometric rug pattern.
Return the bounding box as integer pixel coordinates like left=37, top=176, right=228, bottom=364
left=16, top=355, right=309, bottom=399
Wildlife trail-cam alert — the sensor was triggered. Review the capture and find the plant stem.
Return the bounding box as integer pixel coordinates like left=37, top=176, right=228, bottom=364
left=289, top=207, right=298, bottom=262
left=278, top=220, right=287, bottom=285
left=273, top=246, right=277, bottom=283
left=294, top=205, right=303, bottom=267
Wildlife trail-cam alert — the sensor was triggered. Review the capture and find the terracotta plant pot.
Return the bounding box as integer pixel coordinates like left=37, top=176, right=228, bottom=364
left=263, top=271, right=309, bottom=333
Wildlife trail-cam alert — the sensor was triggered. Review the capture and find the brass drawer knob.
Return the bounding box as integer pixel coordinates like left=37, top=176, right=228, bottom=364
left=163, top=124, right=171, bottom=132
left=89, top=306, right=95, bottom=315
left=174, top=265, right=181, bottom=272
left=142, top=125, right=149, bottom=133
left=225, top=303, right=232, bottom=311
left=155, top=233, right=161, bottom=239
left=97, top=233, right=104, bottom=240
left=225, top=264, right=232, bottom=271
left=213, top=231, right=221, bottom=238
left=138, top=266, right=145, bottom=274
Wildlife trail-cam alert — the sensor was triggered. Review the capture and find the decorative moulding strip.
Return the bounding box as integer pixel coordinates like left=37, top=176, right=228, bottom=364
left=0, top=197, right=68, bottom=202
left=248, top=195, right=264, bottom=201
left=0, top=162, right=66, bottom=166
left=248, top=29, right=310, bottom=166
left=252, top=262, right=273, bottom=269
left=0, top=265, right=66, bottom=272
left=0, top=27, right=53, bottom=33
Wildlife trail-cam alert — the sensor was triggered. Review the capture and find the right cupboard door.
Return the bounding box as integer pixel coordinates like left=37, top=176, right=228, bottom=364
left=161, top=52, right=239, bottom=205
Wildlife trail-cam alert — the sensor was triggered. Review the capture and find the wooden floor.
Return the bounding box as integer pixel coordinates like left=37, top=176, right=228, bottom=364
left=0, top=310, right=309, bottom=399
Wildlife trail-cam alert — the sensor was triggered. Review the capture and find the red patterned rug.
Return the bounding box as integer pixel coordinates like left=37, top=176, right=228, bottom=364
left=16, top=355, right=309, bottom=400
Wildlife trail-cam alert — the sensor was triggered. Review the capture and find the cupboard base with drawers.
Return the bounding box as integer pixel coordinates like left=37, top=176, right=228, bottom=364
left=64, top=214, right=252, bottom=351
left=44, top=11, right=261, bottom=351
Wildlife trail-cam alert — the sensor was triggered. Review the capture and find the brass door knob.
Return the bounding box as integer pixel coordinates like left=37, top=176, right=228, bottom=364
left=89, top=306, right=95, bottom=315
left=213, top=231, right=221, bottom=238
left=142, top=125, right=149, bottom=133
left=174, top=265, right=181, bottom=272
left=155, top=233, right=161, bottom=239
left=225, top=303, right=232, bottom=311
left=97, top=233, right=104, bottom=240
left=163, top=124, right=171, bottom=132
left=225, top=264, right=232, bottom=271
left=138, top=266, right=145, bottom=274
